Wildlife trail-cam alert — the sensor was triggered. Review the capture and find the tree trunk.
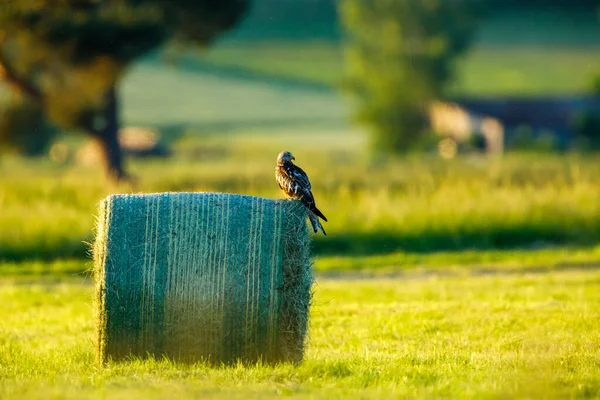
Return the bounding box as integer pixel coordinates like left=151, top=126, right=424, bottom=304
left=91, top=87, right=126, bottom=181
left=1, top=49, right=128, bottom=181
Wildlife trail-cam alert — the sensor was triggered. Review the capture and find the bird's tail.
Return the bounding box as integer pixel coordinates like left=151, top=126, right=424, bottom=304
left=311, top=205, right=327, bottom=222
left=309, top=212, right=327, bottom=236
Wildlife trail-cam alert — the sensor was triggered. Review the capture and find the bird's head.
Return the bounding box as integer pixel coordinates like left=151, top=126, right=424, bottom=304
left=277, top=151, right=295, bottom=164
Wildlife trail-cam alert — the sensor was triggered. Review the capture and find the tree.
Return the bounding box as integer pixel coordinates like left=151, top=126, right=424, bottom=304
left=339, top=0, right=482, bottom=153
left=0, top=0, right=250, bottom=180
left=0, top=94, right=57, bottom=156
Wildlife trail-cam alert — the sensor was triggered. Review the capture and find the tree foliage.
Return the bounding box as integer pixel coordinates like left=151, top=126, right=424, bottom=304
left=0, top=0, right=250, bottom=177
left=340, top=0, right=482, bottom=153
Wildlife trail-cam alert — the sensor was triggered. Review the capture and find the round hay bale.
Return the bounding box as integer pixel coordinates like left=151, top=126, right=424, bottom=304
left=93, top=192, right=313, bottom=365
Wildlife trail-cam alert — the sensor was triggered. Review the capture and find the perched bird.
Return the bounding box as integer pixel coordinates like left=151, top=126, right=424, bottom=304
left=275, top=151, right=327, bottom=235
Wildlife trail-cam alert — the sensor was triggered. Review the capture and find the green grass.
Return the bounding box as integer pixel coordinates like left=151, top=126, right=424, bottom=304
left=195, top=8, right=600, bottom=97
left=199, top=42, right=343, bottom=88
left=1, top=266, right=599, bottom=399
left=316, top=245, right=600, bottom=276
left=2, top=131, right=600, bottom=266
left=4, top=243, right=600, bottom=279
left=450, top=46, right=600, bottom=96
left=199, top=42, right=600, bottom=96
left=3, top=12, right=600, bottom=398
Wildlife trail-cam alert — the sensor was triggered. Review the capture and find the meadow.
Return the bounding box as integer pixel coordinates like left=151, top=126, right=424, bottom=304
left=2, top=132, right=600, bottom=269
left=201, top=8, right=600, bottom=97
left=2, top=132, right=600, bottom=398
left=1, top=267, right=599, bottom=399
left=3, top=17, right=600, bottom=396
left=198, top=42, right=600, bottom=97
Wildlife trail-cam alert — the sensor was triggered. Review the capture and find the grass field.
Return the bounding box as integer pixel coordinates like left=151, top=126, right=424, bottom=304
left=198, top=42, right=600, bottom=97
left=197, top=7, right=600, bottom=97
left=2, top=132, right=600, bottom=268
left=3, top=15, right=600, bottom=397
left=2, top=108, right=600, bottom=400
left=1, top=266, right=599, bottom=399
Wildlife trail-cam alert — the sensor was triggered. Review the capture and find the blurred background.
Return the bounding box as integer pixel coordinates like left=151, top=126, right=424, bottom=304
left=1, top=0, right=600, bottom=273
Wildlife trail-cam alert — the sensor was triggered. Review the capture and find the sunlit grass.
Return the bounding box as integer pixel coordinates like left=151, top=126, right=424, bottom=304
left=200, top=42, right=600, bottom=96
left=1, top=268, right=599, bottom=399
left=2, top=16, right=600, bottom=399
left=316, top=245, right=600, bottom=276
left=1, top=132, right=600, bottom=265
left=200, top=41, right=343, bottom=88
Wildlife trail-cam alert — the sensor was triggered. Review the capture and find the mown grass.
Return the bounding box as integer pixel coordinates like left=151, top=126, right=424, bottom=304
left=317, top=245, right=600, bottom=276
left=1, top=266, right=599, bottom=399
left=200, top=42, right=600, bottom=96
left=199, top=41, right=343, bottom=88
left=194, top=9, right=600, bottom=97
left=2, top=131, right=600, bottom=266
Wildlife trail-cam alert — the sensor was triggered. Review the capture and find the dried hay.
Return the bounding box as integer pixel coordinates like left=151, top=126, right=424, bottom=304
left=93, top=192, right=313, bottom=365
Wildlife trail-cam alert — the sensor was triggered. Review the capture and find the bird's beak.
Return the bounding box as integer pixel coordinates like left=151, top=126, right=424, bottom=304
left=291, top=156, right=295, bottom=160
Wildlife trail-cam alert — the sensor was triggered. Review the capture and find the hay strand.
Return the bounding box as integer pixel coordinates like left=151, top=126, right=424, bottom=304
left=93, top=192, right=313, bottom=365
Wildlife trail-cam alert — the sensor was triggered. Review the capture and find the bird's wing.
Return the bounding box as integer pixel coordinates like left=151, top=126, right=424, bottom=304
left=277, top=164, right=312, bottom=199
left=287, top=164, right=313, bottom=195
left=276, top=163, right=327, bottom=223
left=290, top=166, right=327, bottom=222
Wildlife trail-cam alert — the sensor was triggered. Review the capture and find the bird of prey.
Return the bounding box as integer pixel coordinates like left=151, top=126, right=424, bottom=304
left=275, top=151, right=327, bottom=235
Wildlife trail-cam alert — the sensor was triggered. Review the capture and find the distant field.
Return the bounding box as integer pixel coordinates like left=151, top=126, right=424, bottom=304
left=2, top=28, right=600, bottom=272
left=450, top=45, right=600, bottom=96
left=197, top=7, right=600, bottom=97
left=1, top=267, right=599, bottom=399
left=198, top=42, right=600, bottom=96
left=2, top=129, right=600, bottom=270
left=198, top=42, right=342, bottom=88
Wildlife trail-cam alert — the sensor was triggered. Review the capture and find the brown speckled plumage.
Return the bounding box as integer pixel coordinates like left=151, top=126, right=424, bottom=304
left=275, top=151, right=327, bottom=235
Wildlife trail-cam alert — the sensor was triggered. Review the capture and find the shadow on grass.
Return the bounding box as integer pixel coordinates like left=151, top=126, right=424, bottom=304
left=0, top=259, right=92, bottom=280
left=0, top=241, right=89, bottom=263
left=2, top=226, right=600, bottom=265
left=158, top=54, right=336, bottom=94
left=316, top=262, right=600, bottom=281
left=153, top=115, right=348, bottom=139
left=312, top=228, right=600, bottom=257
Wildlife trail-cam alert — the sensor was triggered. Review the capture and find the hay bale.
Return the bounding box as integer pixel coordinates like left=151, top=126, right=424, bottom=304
left=93, top=192, right=313, bottom=365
